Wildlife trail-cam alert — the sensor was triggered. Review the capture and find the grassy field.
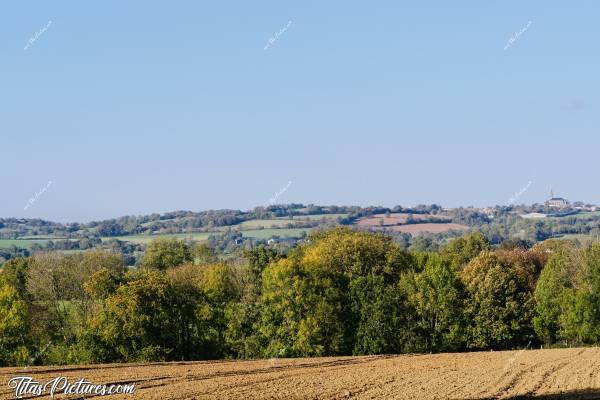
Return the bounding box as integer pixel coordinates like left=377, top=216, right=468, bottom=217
left=236, top=219, right=297, bottom=229
left=555, top=234, right=599, bottom=243
left=0, top=238, right=86, bottom=250
left=546, top=211, right=600, bottom=221
left=4, top=224, right=315, bottom=249
left=17, top=235, right=67, bottom=240
left=574, top=211, right=600, bottom=219
left=1, top=214, right=337, bottom=250
left=0, top=239, right=52, bottom=249
left=277, top=213, right=348, bottom=220
left=234, top=214, right=347, bottom=230
left=101, top=232, right=214, bottom=244
left=241, top=228, right=312, bottom=239
left=98, top=227, right=312, bottom=244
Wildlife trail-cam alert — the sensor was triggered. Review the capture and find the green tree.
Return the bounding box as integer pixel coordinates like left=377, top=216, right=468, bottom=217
left=84, top=268, right=210, bottom=362
left=141, top=238, right=192, bottom=270
left=84, top=267, right=124, bottom=301
left=402, top=254, right=465, bottom=352
left=0, top=277, right=30, bottom=366
left=259, top=253, right=348, bottom=357
left=305, top=227, right=414, bottom=280
left=461, top=251, right=535, bottom=349
left=556, top=243, right=600, bottom=344
left=196, top=263, right=241, bottom=357
left=193, top=243, right=218, bottom=265
left=168, top=264, right=216, bottom=359
left=258, top=228, right=415, bottom=357
left=559, top=288, right=598, bottom=344
left=223, top=300, right=262, bottom=358
left=25, top=251, right=125, bottom=354
left=222, top=249, right=280, bottom=359
left=243, top=246, right=282, bottom=287
left=533, top=247, right=577, bottom=344
left=1, top=257, right=30, bottom=298
left=349, top=274, right=407, bottom=354
left=26, top=253, right=71, bottom=346
left=440, top=231, right=491, bottom=270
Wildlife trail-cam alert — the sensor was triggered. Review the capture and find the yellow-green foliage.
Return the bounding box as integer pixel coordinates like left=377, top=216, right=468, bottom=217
left=0, top=277, right=30, bottom=366
left=4, top=229, right=600, bottom=366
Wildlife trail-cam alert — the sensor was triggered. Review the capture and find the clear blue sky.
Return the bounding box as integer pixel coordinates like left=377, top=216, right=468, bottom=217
left=2, top=1, right=599, bottom=222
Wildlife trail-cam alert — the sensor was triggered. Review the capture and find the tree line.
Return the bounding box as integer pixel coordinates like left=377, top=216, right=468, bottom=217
left=1, top=228, right=600, bottom=366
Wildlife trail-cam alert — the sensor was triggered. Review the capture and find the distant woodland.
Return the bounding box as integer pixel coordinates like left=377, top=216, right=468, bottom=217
left=2, top=202, right=600, bottom=266
left=2, top=225, right=600, bottom=366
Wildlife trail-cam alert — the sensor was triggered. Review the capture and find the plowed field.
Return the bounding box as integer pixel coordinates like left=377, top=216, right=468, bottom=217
left=2, top=347, right=599, bottom=399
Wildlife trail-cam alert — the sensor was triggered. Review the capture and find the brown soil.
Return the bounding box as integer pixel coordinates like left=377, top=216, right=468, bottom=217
left=354, top=214, right=465, bottom=234
left=385, top=223, right=468, bottom=234
left=2, top=347, right=599, bottom=399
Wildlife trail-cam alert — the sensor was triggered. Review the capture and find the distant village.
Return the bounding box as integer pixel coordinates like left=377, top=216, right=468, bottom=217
left=477, top=189, right=600, bottom=219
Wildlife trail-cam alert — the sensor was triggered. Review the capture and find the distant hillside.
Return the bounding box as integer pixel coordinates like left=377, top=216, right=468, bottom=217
left=2, top=202, right=600, bottom=265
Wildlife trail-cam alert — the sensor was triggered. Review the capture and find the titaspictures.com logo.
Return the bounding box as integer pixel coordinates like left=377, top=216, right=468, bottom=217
left=8, top=376, right=136, bottom=398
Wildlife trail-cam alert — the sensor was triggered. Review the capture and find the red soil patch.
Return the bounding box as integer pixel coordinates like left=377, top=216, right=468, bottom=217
left=385, top=223, right=468, bottom=234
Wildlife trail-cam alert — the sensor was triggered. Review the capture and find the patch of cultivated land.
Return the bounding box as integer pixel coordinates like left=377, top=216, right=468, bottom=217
left=356, top=213, right=447, bottom=227
left=2, top=347, right=600, bottom=399
left=354, top=213, right=466, bottom=234
left=386, top=223, right=468, bottom=234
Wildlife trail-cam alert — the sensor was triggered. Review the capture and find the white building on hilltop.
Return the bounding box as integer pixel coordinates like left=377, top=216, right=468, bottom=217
left=545, top=188, right=569, bottom=209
